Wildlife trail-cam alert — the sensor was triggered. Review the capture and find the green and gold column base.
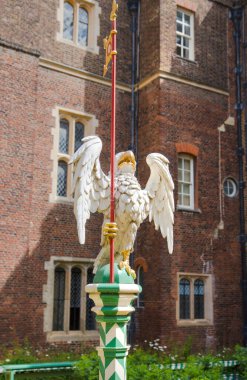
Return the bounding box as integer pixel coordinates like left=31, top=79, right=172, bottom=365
left=86, top=264, right=141, bottom=380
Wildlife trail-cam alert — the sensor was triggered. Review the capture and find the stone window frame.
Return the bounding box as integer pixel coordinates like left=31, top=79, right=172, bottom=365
left=50, top=107, right=98, bottom=204
left=176, top=7, right=195, bottom=61
left=57, top=0, right=101, bottom=54
left=43, top=256, right=99, bottom=342
left=176, top=272, right=213, bottom=327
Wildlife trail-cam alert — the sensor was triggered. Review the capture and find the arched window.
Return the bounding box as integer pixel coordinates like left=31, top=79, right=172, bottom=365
left=57, top=161, right=67, bottom=197
left=59, top=119, right=69, bottom=154
left=70, top=267, right=82, bottom=330
left=86, top=267, right=96, bottom=330
left=74, top=121, right=84, bottom=152
left=78, top=7, right=88, bottom=46
left=179, top=278, right=190, bottom=319
left=53, top=267, right=66, bottom=331
left=137, top=266, right=144, bottom=307
left=63, top=1, right=74, bottom=41
left=194, top=279, right=204, bottom=319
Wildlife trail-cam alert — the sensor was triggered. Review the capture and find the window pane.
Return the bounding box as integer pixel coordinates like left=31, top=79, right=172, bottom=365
left=86, top=268, right=96, bottom=330
left=70, top=267, right=81, bottom=330
left=176, top=35, right=182, bottom=45
left=176, top=46, right=182, bottom=56
left=178, top=169, right=183, bottom=181
left=183, top=195, right=190, bottom=206
left=63, top=2, right=74, bottom=41
left=183, top=184, right=190, bottom=195
left=53, top=267, right=65, bottom=331
left=57, top=161, right=67, bottom=197
left=177, top=11, right=183, bottom=21
left=183, top=37, right=189, bottom=48
left=194, top=280, right=204, bottom=319
left=184, top=159, right=191, bottom=171
left=184, top=170, right=191, bottom=183
left=59, top=119, right=69, bottom=154
left=183, top=48, right=189, bottom=59
left=178, top=193, right=183, bottom=205
left=184, top=25, right=191, bottom=36
left=176, top=22, right=182, bottom=33
left=179, top=279, right=190, bottom=319
left=74, top=122, right=84, bottom=152
left=78, top=7, right=88, bottom=46
left=184, top=14, right=191, bottom=25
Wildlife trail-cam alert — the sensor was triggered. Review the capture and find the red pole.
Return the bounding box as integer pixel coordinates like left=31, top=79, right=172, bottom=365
left=110, top=18, right=117, bottom=283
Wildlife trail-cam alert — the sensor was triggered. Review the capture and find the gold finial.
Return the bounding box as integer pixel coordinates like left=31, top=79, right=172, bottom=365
left=110, top=0, right=118, bottom=21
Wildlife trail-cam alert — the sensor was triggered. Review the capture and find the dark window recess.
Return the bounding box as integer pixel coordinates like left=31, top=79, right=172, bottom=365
left=194, top=279, right=204, bottom=319
left=137, top=266, right=144, bottom=307
left=53, top=267, right=65, bottom=331
left=86, top=267, right=96, bottom=330
left=70, top=267, right=81, bottom=330
left=179, top=278, right=190, bottom=319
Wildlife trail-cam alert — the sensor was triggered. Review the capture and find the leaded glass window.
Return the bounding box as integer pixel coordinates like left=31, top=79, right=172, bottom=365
left=74, top=122, right=84, bottom=152
left=78, top=7, right=88, bottom=46
left=70, top=267, right=81, bottom=330
left=53, top=267, right=65, bottom=331
left=59, top=119, right=69, bottom=154
left=57, top=161, right=67, bottom=197
left=194, top=279, right=204, bottom=319
left=86, top=267, right=96, bottom=330
left=179, top=278, right=190, bottom=319
left=63, top=2, right=74, bottom=41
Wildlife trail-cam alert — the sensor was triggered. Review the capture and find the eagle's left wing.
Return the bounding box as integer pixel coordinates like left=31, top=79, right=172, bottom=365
left=69, top=136, right=110, bottom=245
left=145, top=153, right=175, bottom=253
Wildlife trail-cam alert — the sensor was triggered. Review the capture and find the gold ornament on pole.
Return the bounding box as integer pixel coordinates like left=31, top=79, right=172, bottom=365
left=103, top=0, right=118, bottom=77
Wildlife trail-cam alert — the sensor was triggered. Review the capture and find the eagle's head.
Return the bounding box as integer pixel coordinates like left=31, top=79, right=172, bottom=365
left=115, top=150, right=136, bottom=175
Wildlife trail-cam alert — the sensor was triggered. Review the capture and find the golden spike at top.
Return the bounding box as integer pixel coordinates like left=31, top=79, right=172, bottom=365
left=110, top=0, right=118, bottom=21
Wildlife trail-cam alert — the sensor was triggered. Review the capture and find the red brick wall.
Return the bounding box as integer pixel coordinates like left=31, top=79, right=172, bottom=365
left=0, top=0, right=132, bottom=84
left=0, top=45, right=131, bottom=346
left=135, top=77, right=242, bottom=350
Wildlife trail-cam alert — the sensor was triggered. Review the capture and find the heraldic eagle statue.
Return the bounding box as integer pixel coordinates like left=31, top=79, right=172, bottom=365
left=70, top=136, right=174, bottom=278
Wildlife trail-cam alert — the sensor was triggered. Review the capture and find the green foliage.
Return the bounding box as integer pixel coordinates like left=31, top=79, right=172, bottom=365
left=0, top=339, right=80, bottom=366
left=1, top=340, right=246, bottom=379
left=75, top=345, right=247, bottom=380
left=74, top=351, right=98, bottom=380
left=232, top=345, right=247, bottom=378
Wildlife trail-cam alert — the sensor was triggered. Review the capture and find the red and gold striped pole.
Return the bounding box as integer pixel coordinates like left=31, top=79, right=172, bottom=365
left=103, top=0, right=118, bottom=283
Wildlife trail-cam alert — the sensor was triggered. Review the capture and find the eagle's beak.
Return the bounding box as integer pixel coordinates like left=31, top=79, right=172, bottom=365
left=118, top=151, right=136, bottom=169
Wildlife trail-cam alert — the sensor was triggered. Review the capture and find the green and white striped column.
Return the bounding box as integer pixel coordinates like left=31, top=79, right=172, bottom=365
left=86, top=264, right=141, bottom=380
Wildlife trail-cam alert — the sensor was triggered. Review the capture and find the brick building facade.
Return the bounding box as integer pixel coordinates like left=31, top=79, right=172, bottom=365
left=0, top=0, right=246, bottom=351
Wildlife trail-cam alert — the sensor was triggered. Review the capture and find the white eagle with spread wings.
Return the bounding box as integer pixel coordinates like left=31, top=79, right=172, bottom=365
left=70, top=136, right=174, bottom=277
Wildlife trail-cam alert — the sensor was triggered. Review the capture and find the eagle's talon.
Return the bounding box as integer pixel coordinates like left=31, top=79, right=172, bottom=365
left=118, top=260, right=136, bottom=279
left=103, top=222, right=118, bottom=240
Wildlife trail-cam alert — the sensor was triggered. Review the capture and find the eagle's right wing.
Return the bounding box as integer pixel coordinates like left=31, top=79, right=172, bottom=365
left=69, top=136, right=110, bottom=244
left=145, top=153, right=175, bottom=254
